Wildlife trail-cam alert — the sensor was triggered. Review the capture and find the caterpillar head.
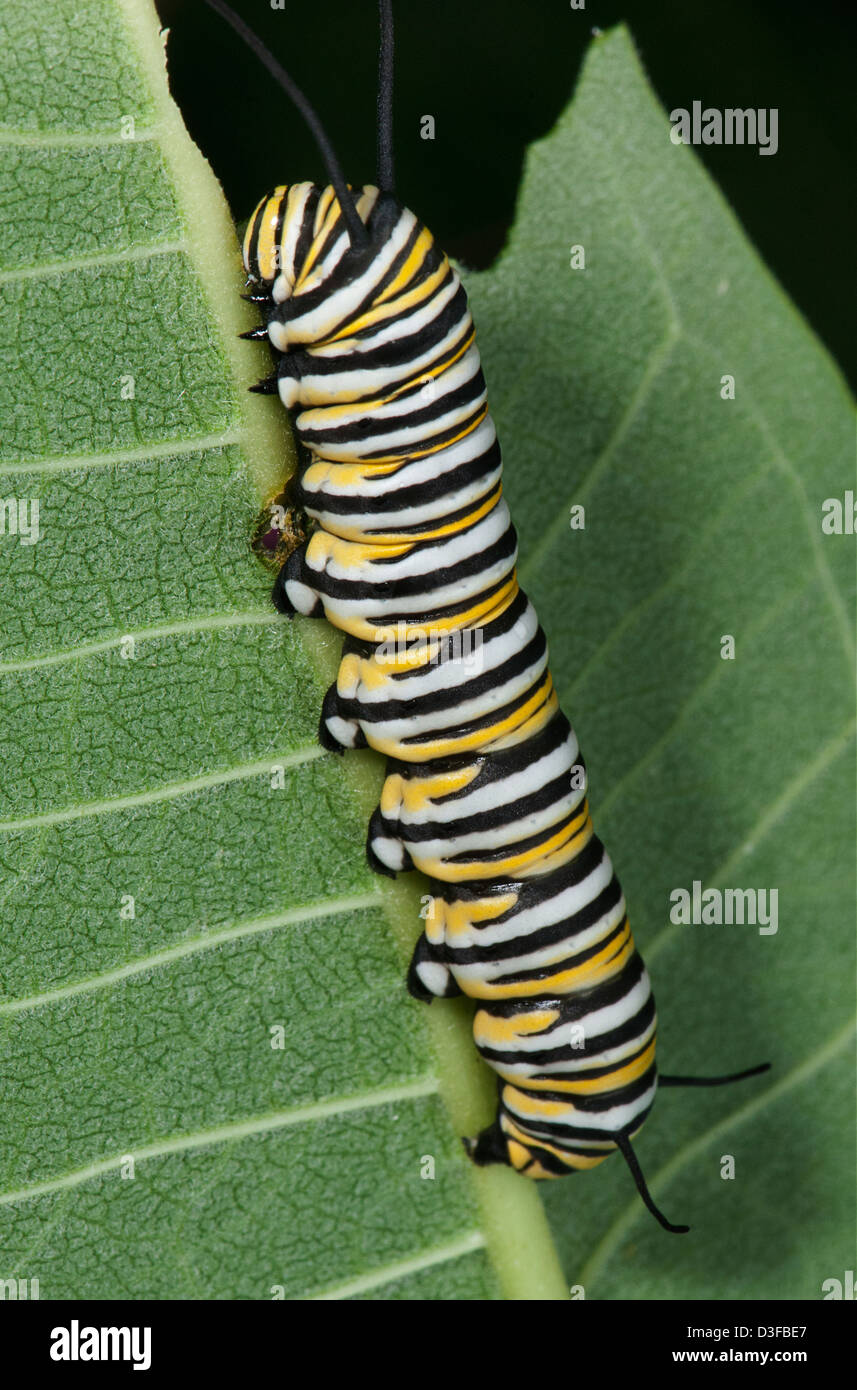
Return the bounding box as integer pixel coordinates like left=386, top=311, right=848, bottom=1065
left=242, top=182, right=401, bottom=302
left=241, top=182, right=419, bottom=371
left=208, top=1, right=407, bottom=353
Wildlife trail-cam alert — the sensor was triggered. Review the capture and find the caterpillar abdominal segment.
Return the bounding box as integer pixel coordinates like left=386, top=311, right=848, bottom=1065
left=208, top=0, right=769, bottom=1234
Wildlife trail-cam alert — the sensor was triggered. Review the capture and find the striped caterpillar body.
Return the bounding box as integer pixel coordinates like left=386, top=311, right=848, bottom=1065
left=243, top=182, right=658, bottom=1186
left=212, top=0, right=768, bottom=1233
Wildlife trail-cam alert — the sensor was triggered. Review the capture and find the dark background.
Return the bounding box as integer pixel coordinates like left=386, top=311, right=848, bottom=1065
left=158, top=0, right=855, bottom=388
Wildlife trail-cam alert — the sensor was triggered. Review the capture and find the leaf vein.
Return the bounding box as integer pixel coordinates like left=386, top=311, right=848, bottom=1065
left=0, top=430, right=244, bottom=478
left=0, top=239, right=189, bottom=285
left=0, top=747, right=325, bottom=833
left=0, top=892, right=384, bottom=1015
left=0, top=127, right=161, bottom=148
left=310, top=1231, right=487, bottom=1300
left=0, top=1078, right=441, bottom=1208
left=0, top=610, right=279, bottom=675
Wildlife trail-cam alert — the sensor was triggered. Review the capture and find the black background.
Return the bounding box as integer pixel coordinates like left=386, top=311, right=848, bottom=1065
left=14, top=1297, right=854, bottom=1362
left=157, top=0, right=855, bottom=387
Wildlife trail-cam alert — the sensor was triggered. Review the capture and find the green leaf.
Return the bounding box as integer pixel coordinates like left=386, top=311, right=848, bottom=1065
left=465, top=29, right=855, bottom=1297
left=1, top=1, right=852, bottom=1305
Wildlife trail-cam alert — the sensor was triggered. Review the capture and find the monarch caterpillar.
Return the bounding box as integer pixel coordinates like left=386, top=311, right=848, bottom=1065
left=205, top=0, right=769, bottom=1232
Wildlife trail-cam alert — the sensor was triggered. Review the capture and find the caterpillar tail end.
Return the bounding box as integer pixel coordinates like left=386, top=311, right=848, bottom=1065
left=462, top=1120, right=510, bottom=1169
